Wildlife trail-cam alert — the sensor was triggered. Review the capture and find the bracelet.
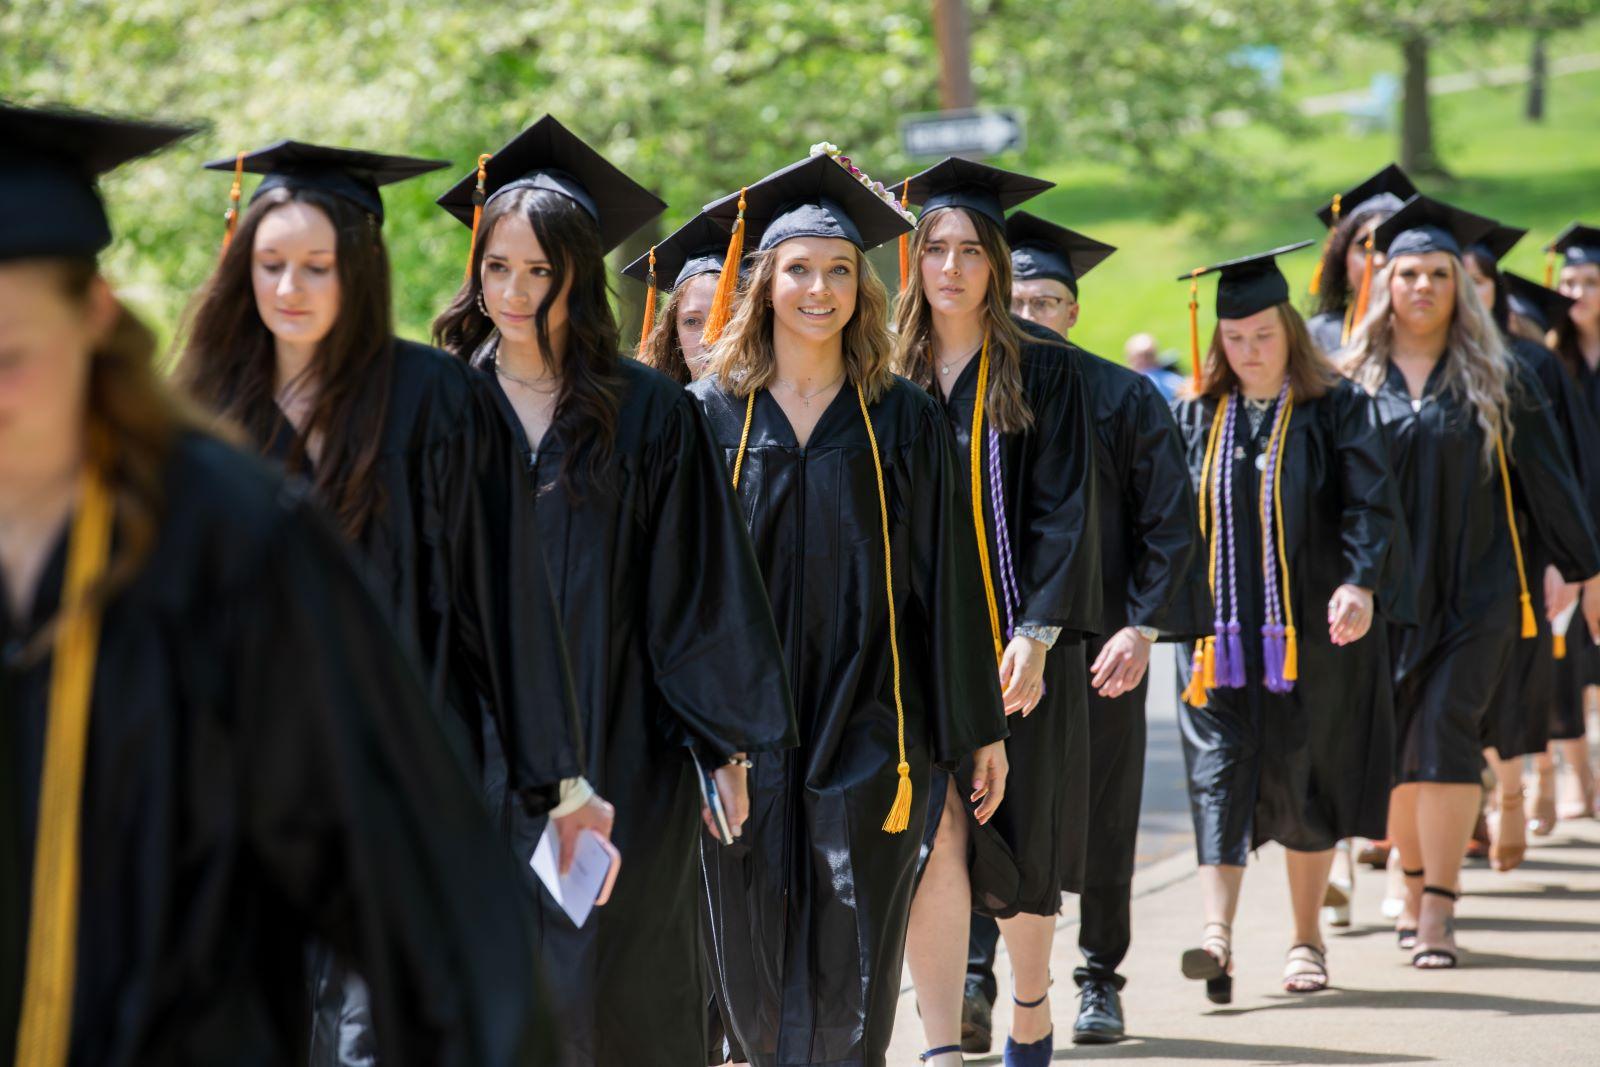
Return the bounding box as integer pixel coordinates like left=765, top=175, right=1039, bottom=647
left=726, top=756, right=754, bottom=769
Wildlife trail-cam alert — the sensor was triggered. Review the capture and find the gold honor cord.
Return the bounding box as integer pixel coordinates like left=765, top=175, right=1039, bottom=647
left=728, top=383, right=912, bottom=833
left=15, top=465, right=113, bottom=1067
left=967, top=336, right=1004, bottom=665
left=1494, top=432, right=1538, bottom=640
left=1266, top=396, right=1299, bottom=680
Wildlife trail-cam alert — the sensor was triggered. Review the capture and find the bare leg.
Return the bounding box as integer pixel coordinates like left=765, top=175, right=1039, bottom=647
left=996, top=913, right=1057, bottom=1044
left=1554, top=737, right=1596, bottom=819
left=1414, top=783, right=1481, bottom=962
left=906, top=778, right=969, bottom=1065
left=1483, top=749, right=1526, bottom=871
left=1530, top=751, right=1558, bottom=835
left=1285, top=848, right=1335, bottom=947
left=1387, top=784, right=1424, bottom=933
left=1196, top=864, right=1244, bottom=964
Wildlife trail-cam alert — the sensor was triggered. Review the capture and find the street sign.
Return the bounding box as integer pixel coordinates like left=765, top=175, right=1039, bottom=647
left=900, top=108, right=1025, bottom=159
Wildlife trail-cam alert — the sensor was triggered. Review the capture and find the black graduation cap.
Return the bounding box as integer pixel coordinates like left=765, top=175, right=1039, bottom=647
left=0, top=101, right=195, bottom=262
left=1503, top=271, right=1576, bottom=334
left=436, top=115, right=665, bottom=254
left=1004, top=211, right=1116, bottom=296
left=1178, top=240, right=1316, bottom=319
left=620, top=212, right=730, bottom=291
left=1547, top=222, right=1600, bottom=269
left=1468, top=222, right=1527, bottom=265
left=203, top=140, right=448, bottom=223
left=1371, top=194, right=1497, bottom=259
left=703, top=152, right=914, bottom=253
left=1315, top=163, right=1417, bottom=229
left=896, top=157, right=1054, bottom=228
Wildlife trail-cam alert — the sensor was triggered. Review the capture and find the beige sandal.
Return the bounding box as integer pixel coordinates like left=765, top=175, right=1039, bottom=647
left=1487, top=789, right=1526, bottom=871
left=1282, top=943, right=1328, bottom=993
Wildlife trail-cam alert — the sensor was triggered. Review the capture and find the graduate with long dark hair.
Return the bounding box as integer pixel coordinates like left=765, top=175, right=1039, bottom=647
left=0, top=101, right=555, bottom=1066
left=624, top=211, right=727, bottom=384
left=431, top=116, right=796, bottom=1067
left=1173, top=242, right=1411, bottom=1000
left=690, top=148, right=1008, bottom=1067
left=177, top=139, right=599, bottom=1064
left=1345, top=196, right=1600, bottom=970
left=1306, top=164, right=1416, bottom=356
left=893, top=158, right=1102, bottom=1067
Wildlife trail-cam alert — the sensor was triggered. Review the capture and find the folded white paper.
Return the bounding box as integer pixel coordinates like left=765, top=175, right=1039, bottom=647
left=530, top=825, right=615, bottom=928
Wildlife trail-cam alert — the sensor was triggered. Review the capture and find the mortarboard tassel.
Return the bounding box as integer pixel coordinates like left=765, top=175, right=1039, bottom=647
left=220, top=151, right=246, bottom=254
left=1545, top=247, right=1557, bottom=289
left=897, top=179, right=911, bottom=292
left=1352, top=236, right=1375, bottom=325
left=1494, top=431, right=1538, bottom=639
left=1187, top=271, right=1203, bottom=391
left=464, top=153, right=492, bottom=282
left=701, top=187, right=747, bottom=347
left=638, top=246, right=657, bottom=350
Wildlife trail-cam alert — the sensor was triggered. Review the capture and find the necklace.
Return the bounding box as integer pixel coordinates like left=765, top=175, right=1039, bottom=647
left=937, top=342, right=983, bottom=376
left=774, top=371, right=845, bottom=407
left=495, top=358, right=560, bottom=395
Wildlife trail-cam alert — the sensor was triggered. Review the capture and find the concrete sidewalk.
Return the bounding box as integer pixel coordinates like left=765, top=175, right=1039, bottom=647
left=889, top=816, right=1600, bottom=1064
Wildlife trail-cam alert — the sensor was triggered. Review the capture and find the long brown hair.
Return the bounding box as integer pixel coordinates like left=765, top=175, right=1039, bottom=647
left=892, top=206, right=1035, bottom=433
left=432, top=186, right=620, bottom=488
left=38, top=260, right=208, bottom=639
left=637, top=285, right=696, bottom=385
left=705, top=244, right=894, bottom=402
left=1194, top=302, right=1338, bottom=403
left=1312, top=208, right=1388, bottom=318
left=176, top=186, right=394, bottom=541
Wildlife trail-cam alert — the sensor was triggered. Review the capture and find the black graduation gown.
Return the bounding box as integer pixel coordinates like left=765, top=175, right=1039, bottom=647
left=688, top=374, right=1006, bottom=1067
left=926, top=318, right=1103, bottom=916
left=0, top=433, right=554, bottom=1066
left=1555, top=353, right=1600, bottom=726
left=1077, top=350, right=1209, bottom=892
left=1172, top=381, right=1412, bottom=863
left=262, top=339, right=584, bottom=811
left=1374, top=358, right=1600, bottom=783
left=487, top=357, right=795, bottom=1067
left=1486, top=338, right=1600, bottom=756
left=1308, top=308, right=1348, bottom=358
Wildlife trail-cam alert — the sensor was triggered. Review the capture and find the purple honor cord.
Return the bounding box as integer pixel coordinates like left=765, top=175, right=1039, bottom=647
left=1259, top=380, right=1294, bottom=694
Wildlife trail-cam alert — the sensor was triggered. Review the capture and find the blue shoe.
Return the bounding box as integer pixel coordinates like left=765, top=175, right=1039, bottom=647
left=1002, top=1031, right=1053, bottom=1067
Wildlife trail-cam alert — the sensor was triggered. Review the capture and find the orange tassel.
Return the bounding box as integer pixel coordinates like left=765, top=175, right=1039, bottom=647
left=897, top=179, right=911, bottom=292
left=1555, top=631, right=1568, bottom=660
left=702, top=187, right=747, bottom=347
left=1187, top=273, right=1202, bottom=391
left=638, top=246, right=657, bottom=349
left=1283, top=624, right=1299, bottom=682
left=1352, top=239, right=1375, bottom=327
left=1201, top=635, right=1217, bottom=689
left=1521, top=595, right=1538, bottom=639
left=1182, top=642, right=1208, bottom=706
left=882, top=760, right=913, bottom=834
left=220, top=151, right=245, bottom=254
left=464, top=152, right=492, bottom=282
left=1307, top=194, right=1339, bottom=296
left=1545, top=248, right=1557, bottom=289
left=1307, top=257, right=1324, bottom=297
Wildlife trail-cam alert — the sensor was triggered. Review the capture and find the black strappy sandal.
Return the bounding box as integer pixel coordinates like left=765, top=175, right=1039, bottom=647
left=920, top=1045, right=962, bottom=1063
left=1396, top=868, right=1424, bottom=950
left=1412, top=885, right=1460, bottom=969
left=1180, top=920, right=1233, bottom=1004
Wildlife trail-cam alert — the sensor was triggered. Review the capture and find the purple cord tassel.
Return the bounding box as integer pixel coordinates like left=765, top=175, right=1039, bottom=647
left=1222, top=621, right=1248, bottom=687
left=1262, top=623, right=1289, bottom=693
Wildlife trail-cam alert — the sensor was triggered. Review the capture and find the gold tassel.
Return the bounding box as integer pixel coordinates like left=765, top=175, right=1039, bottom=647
left=1202, top=636, right=1217, bottom=688
left=1555, top=632, right=1568, bottom=659
left=638, top=246, right=657, bottom=349
left=883, top=760, right=914, bottom=834
left=898, top=179, right=911, bottom=292
left=1352, top=238, right=1375, bottom=327
left=1182, top=642, right=1208, bottom=706
left=1545, top=248, right=1557, bottom=289
left=1307, top=257, right=1324, bottom=297
left=1521, top=596, right=1538, bottom=639
left=1187, top=272, right=1202, bottom=391
left=464, top=152, right=493, bottom=282
left=1494, top=432, right=1537, bottom=641
left=1284, top=625, right=1299, bottom=682
left=702, top=187, right=747, bottom=347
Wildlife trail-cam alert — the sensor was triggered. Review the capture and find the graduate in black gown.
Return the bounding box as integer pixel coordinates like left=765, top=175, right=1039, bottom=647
left=1171, top=242, right=1411, bottom=1000
left=893, top=159, right=1102, bottom=1067
left=689, top=148, right=1009, bottom=1067
left=1005, top=211, right=1208, bottom=1045
left=1305, top=164, right=1416, bottom=357
left=623, top=211, right=727, bottom=384
left=1343, top=195, right=1600, bottom=969
left=1462, top=236, right=1600, bottom=866
left=178, top=142, right=600, bottom=1065
left=0, top=101, right=555, bottom=1067
left=430, top=116, right=797, bottom=1067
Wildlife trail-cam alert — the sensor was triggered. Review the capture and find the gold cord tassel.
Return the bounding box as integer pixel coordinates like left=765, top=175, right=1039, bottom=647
left=1182, top=641, right=1208, bottom=706
left=14, top=462, right=114, bottom=1067
left=1494, top=432, right=1538, bottom=639
left=702, top=188, right=747, bottom=347
left=1555, top=632, right=1568, bottom=659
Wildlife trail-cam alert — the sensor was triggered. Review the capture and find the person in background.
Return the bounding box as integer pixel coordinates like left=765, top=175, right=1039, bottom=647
left=1124, top=331, right=1185, bottom=402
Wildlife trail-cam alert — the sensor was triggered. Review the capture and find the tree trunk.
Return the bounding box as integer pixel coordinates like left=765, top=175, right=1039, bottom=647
left=932, top=0, right=975, bottom=110
left=1527, top=31, right=1548, bottom=122
left=613, top=218, right=661, bottom=355
left=1399, top=32, right=1444, bottom=177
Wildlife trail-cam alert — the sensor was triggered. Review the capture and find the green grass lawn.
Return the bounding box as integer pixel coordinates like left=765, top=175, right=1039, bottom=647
left=1051, top=61, right=1600, bottom=363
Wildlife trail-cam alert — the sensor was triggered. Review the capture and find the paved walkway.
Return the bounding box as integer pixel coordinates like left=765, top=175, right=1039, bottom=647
left=888, top=649, right=1600, bottom=1064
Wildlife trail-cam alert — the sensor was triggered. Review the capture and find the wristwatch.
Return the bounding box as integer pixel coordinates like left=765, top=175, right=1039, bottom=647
left=1133, top=625, right=1159, bottom=643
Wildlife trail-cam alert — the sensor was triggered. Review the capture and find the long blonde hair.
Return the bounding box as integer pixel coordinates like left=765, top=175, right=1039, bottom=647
left=892, top=206, right=1036, bottom=433
left=1343, top=255, right=1516, bottom=468
left=705, top=243, right=895, bottom=403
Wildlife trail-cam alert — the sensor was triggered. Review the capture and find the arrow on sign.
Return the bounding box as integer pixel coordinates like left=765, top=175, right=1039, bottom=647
left=900, top=108, right=1026, bottom=159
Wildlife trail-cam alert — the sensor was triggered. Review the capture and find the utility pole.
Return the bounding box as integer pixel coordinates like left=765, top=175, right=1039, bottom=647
left=932, top=0, right=975, bottom=111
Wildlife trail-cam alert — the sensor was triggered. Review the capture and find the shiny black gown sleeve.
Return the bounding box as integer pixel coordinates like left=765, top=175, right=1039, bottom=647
left=433, top=374, right=583, bottom=816
left=1017, top=342, right=1103, bottom=633
left=1516, top=338, right=1600, bottom=527
left=909, top=398, right=1010, bottom=765
left=1331, top=381, right=1416, bottom=624
left=1119, top=373, right=1205, bottom=634
left=1508, top=365, right=1600, bottom=583
left=643, top=393, right=797, bottom=759
left=234, top=498, right=552, bottom=1067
